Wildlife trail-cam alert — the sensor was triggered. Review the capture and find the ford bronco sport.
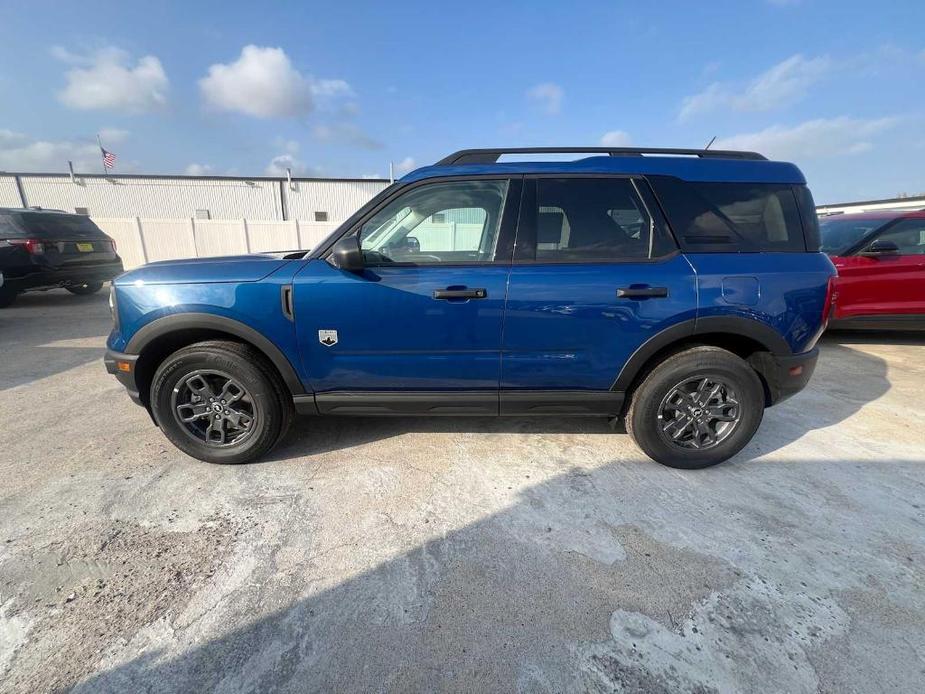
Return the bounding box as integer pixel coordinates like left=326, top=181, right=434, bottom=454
left=104, top=147, right=836, bottom=468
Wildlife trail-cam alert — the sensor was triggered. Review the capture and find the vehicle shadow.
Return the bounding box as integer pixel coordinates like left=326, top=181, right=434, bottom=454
left=54, top=454, right=925, bottom=694
left=267, top=415, right=622, bottom=461
left=270, top=331, right=912, bottom=463
left=0, top=289, right=112, bottom=392
left=741, top=330, right=921, bottom=459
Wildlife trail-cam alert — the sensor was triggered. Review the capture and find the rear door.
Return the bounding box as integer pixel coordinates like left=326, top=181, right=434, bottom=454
left=500, top=176, right=697, bottom=413
left=836, top=218, right=925, bottom=318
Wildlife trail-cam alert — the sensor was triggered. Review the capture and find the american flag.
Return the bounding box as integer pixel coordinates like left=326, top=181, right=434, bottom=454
left=101, top=147, right=116, bottom=169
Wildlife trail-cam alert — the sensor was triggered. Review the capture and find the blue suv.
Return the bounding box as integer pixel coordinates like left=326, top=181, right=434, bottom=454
left=104, top=147, right=836, bottom=468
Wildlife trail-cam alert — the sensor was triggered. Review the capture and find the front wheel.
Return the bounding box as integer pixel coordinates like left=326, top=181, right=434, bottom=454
left=626, top=346, right=765, bottom=469
left=150, top=340, right=293, bottom=464
left=66, top=281, right=104, bottom=295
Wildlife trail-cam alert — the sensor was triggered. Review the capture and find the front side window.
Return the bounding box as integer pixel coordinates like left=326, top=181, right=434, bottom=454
left=872, top=219, right=925, bottom=255
left=359, top=179, right=509, bottom=264
left=532, top=178, right=666, bottom=261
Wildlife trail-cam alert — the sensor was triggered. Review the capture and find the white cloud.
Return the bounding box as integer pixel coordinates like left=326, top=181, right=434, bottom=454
left=679, top=54, right=831, bottom=121
left=199, top=45, right=352, bottom=119
left=713, top=116, right=899, bottom=159
left=599, top=130, right=632, bottom=147
left=56, top=47, right=168, bottom=113
left=184, top=163, right=214, bottom=176
left=264, top=152, right=321, bottom=177
left=0, top=129, right=110, bottom=172
left=311, top=123, right=382, bottom=149
left=393, top=157, right=416, bottom=176
left=526, top=82, right=564, bottom=115
left=98, top=127, right=129, bottom=145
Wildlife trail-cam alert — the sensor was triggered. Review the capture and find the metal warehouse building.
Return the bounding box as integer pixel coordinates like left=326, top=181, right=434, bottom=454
left=0, top=171, right=391, bottom=269
left=0, top=172, right=390, bottom=222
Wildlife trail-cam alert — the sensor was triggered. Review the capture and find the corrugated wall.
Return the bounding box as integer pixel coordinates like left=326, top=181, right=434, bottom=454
left=18, top=176, right=283, bottom=219
left=0, top=176, right=24, bottom=207
left=6, top=174, right=389, bottom=222
left=284, top=179, right=389, bottom=222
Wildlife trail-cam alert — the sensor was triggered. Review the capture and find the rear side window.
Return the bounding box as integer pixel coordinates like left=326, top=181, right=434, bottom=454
left=526, top=178, right=675, bottom=261
left=648, top=177, right=806, bottom=252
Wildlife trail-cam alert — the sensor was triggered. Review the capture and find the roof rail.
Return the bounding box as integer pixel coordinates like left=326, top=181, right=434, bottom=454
left=435, top=147, right=767, bottom=166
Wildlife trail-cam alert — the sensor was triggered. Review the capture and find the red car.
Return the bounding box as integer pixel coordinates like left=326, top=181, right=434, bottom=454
left=820, top=210, right=925, bottom=329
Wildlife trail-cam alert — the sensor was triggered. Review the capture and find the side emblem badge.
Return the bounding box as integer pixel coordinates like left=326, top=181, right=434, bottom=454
left=318, top=329, right=338, bottom=347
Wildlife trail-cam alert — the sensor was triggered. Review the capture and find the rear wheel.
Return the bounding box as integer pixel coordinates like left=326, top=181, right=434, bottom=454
left=0, top=286, right=17, bottom=308
left=66, top=281, right=104, bottom=295
left=150, top=340, right=293, bottom=464
left=626, top=346, right=765, bottom=469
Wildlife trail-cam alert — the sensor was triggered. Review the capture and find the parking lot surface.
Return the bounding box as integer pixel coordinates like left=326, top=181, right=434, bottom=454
left=1, top=289, right=923, bottom=693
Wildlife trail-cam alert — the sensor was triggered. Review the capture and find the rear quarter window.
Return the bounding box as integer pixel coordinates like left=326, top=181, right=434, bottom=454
left=648, top=176, right=807, bottom=252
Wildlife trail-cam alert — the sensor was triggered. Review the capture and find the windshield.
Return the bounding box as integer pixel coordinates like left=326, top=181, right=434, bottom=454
left=818, top=216, right=887, bottom=255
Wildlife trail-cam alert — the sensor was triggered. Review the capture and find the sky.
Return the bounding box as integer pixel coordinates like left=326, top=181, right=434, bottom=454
left=0, top=0, right=923, bottom=203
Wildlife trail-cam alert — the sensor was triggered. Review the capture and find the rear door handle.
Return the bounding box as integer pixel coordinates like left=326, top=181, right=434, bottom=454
left=616, top=286, right=669, bottom=299
left=433, top=288, right=487, bottom=300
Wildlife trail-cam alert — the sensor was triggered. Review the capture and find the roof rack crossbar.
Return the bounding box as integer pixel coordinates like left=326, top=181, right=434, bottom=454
left=436, top=147, right=766, bottom=166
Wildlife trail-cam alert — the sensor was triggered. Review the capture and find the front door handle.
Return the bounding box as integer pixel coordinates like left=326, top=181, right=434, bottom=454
left=617, top=286, right=669, bottom=299
left=433, top=288, right=487, bottom=300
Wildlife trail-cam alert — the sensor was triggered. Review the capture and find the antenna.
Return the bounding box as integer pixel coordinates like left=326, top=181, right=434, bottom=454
left=704, top=136, right=716, bottom=151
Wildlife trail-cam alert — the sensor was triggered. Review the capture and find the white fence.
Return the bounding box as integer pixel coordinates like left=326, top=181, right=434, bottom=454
left=93, top=217, right=338, bottom=270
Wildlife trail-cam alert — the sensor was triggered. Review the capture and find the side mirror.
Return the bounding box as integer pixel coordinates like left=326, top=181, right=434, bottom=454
left=860, top=239, right=900, bottom=257
left=330, top=235, right=364, bottom=272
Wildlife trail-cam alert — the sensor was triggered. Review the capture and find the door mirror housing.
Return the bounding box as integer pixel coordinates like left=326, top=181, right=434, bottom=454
left=860, top=239, right=900, bottom=257
left=330, top=235, right=364, bottom=272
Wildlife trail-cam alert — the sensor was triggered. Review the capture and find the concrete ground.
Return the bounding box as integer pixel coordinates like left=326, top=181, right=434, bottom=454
left=0, top=289, right=923, bottom=694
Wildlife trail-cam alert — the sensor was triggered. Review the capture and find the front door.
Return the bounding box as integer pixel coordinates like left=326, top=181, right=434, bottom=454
left=293, top=177, right=521, bottom=414
left=835, top=217, right=925, bottom=319
left=500, top=176, right=697, bottom=414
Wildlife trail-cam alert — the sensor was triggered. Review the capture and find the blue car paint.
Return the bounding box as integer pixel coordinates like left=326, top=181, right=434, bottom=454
left=106, top=154, right=833, bottom=405
left=120, top=255, right=288, bottom=284
left=108, top=260, right=305, bottom=379
left=500, top=254, right=698, bottom=390
left=291, top=259, right=509, bottom=391
left=687, top=252, right=835, bottom=354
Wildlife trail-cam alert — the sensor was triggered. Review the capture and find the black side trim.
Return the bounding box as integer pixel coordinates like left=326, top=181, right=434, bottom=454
left=307, top=390, right=628, bottom=417
left=281, top=285, right=294, bottom=321
left=828, top=315, right=925, bottom=331
left=314, top=391, right=498, bottom=416
left=500, top=390, right=624, bottom=416
left=125, top=313, right=305, bottom=395
left=293, top=394, right=319, bottom=415
left=104, top=349, right=141, bottom=402
left=748, top=348, right=819, bottom=406
left=611, top=315, right=793, bottom=391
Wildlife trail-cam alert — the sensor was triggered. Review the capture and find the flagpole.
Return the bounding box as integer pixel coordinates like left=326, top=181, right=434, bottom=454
left=97, top=134, right=106, bottom=174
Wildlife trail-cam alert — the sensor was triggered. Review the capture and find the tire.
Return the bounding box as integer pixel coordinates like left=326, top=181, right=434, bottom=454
left=150, top=340, right=293, bottom=464
left=66, top=281, right=104, bottom=295
left=0, top=287, right=17, bottom=308
left=626, top=346, right=765, bottom=469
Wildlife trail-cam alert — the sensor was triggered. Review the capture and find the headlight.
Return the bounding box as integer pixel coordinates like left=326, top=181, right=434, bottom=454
left=108, top=285, right=119, bottom=328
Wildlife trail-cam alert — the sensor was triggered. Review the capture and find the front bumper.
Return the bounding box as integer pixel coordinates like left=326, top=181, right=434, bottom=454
left=5, top=260, right=124, bottom=292
left=104, top=349, right=143, bottom=406
left=748, top=347, right=819, bottom=406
